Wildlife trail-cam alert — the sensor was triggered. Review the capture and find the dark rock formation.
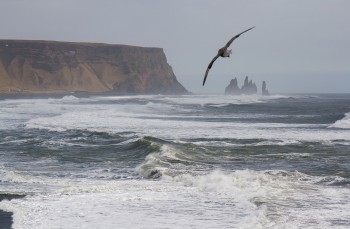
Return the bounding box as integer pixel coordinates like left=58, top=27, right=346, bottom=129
left=225, top=78, right=241, bottom=95
left=262, top=80, right=270, bottom=96
left=241, top=76, right=257, bottom=95
left=225, top=76, right=267, bottom=95
left=0, top=40, right=188, bottom=94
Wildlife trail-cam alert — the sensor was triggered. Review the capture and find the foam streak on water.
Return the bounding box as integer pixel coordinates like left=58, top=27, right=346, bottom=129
left=0, top=94, right=349, bottom=228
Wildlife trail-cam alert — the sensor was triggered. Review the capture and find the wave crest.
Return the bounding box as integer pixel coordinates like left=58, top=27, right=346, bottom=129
left=329, top=112, right=350, bottom=129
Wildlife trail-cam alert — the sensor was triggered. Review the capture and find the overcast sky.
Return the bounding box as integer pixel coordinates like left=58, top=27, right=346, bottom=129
left=1, top=0, right=349, bottom=94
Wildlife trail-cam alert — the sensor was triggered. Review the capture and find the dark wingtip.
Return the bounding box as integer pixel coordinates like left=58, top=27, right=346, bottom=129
left=248, top=26, right=255, bottom=30
left=241, top=26, right=255, bottom=35
left=203, top=69, right=210, bottom=86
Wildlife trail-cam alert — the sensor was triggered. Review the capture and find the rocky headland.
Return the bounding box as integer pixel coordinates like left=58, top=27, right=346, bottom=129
left=0, top=40, right=188, bottom=95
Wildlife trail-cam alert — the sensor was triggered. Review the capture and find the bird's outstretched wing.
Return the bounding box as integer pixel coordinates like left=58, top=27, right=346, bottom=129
left=203, top=26, right=255, bottom=86
left=225, top=26, right=255, bottom=48
left=203, top=54, right=220, bottom=85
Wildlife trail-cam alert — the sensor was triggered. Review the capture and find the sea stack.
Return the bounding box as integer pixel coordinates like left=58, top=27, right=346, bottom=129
left=225, top=78, right=241, bottom=95
left=240, top=76, right=257, bottom=95
left=225, top=76, right=270, bottom=96
left=262, top=80, right=270, bottom=96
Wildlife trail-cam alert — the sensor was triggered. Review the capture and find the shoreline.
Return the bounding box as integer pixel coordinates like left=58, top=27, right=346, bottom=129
left=0, top=90, right=192, bottom=100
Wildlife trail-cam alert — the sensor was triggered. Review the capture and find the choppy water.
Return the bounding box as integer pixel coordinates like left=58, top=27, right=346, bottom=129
left=0, top=93, right=349, bottom=228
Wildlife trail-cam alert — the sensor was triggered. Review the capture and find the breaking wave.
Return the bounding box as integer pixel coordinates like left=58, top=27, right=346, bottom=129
left=329, top=112, right=350, bottom=129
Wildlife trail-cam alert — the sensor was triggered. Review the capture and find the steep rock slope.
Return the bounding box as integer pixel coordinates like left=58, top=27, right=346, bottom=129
left=0, top=40, right=188, bottom=94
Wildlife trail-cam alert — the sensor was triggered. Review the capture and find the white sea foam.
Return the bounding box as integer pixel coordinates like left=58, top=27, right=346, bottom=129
left=60, top=95, right=80, bottom=101
left=2, top=94, right=350, bottom=228
left=329, top=112, right=350, bottom=129
left=1, top=94, right=347, bottom=144
left=25, top=108, right=350, bottom=144
left=1, top=169, right=349, bottom=229
left=163, top=94, right=290, bottom=106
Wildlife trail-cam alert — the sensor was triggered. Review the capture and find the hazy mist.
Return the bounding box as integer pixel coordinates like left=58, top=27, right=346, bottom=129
left=1, top=0, right=349, bottom=94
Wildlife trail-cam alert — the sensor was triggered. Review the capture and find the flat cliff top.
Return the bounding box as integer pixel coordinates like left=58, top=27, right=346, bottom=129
left=0, top=39, right=161, bottom=49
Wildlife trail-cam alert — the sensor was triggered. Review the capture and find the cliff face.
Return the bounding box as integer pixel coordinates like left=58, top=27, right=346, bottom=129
left=0, top=40, right=188, bottom=94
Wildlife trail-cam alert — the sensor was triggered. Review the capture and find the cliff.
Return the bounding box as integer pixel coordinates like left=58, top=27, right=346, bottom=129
left=0, top=40, right=188, bottom=94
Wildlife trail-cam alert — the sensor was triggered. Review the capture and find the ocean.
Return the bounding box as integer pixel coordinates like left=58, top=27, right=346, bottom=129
left=0, top=93, right=349, bottom=229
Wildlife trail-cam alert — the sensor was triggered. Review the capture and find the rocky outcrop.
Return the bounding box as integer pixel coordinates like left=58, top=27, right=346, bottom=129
left=225, top=76, right=258, bottom=95
left=241, top=76, right=257, bottom=95
left=224, top=78, right=241, bottom=95
left=0, top=40, right=188, bottom=94
left=262, top=80, right=270, bottom=96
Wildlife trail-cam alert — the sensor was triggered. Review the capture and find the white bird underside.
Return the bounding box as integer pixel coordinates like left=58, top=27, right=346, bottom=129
left=222, top=49, right=232, bottom=57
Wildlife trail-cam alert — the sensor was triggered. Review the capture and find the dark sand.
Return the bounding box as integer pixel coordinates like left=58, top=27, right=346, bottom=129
left=0, top=194, right=26, bottom=229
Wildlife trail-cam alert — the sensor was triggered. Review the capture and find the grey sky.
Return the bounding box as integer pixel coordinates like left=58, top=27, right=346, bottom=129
left=1, top=0, right=349, bottom=93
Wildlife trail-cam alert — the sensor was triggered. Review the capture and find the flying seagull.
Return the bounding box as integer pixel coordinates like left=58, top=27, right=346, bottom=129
left=203, top=26, right=255, bottom=86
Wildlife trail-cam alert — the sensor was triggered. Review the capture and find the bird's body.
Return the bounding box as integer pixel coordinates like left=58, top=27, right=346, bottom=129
left=203, top=26, right=255, bottom=86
